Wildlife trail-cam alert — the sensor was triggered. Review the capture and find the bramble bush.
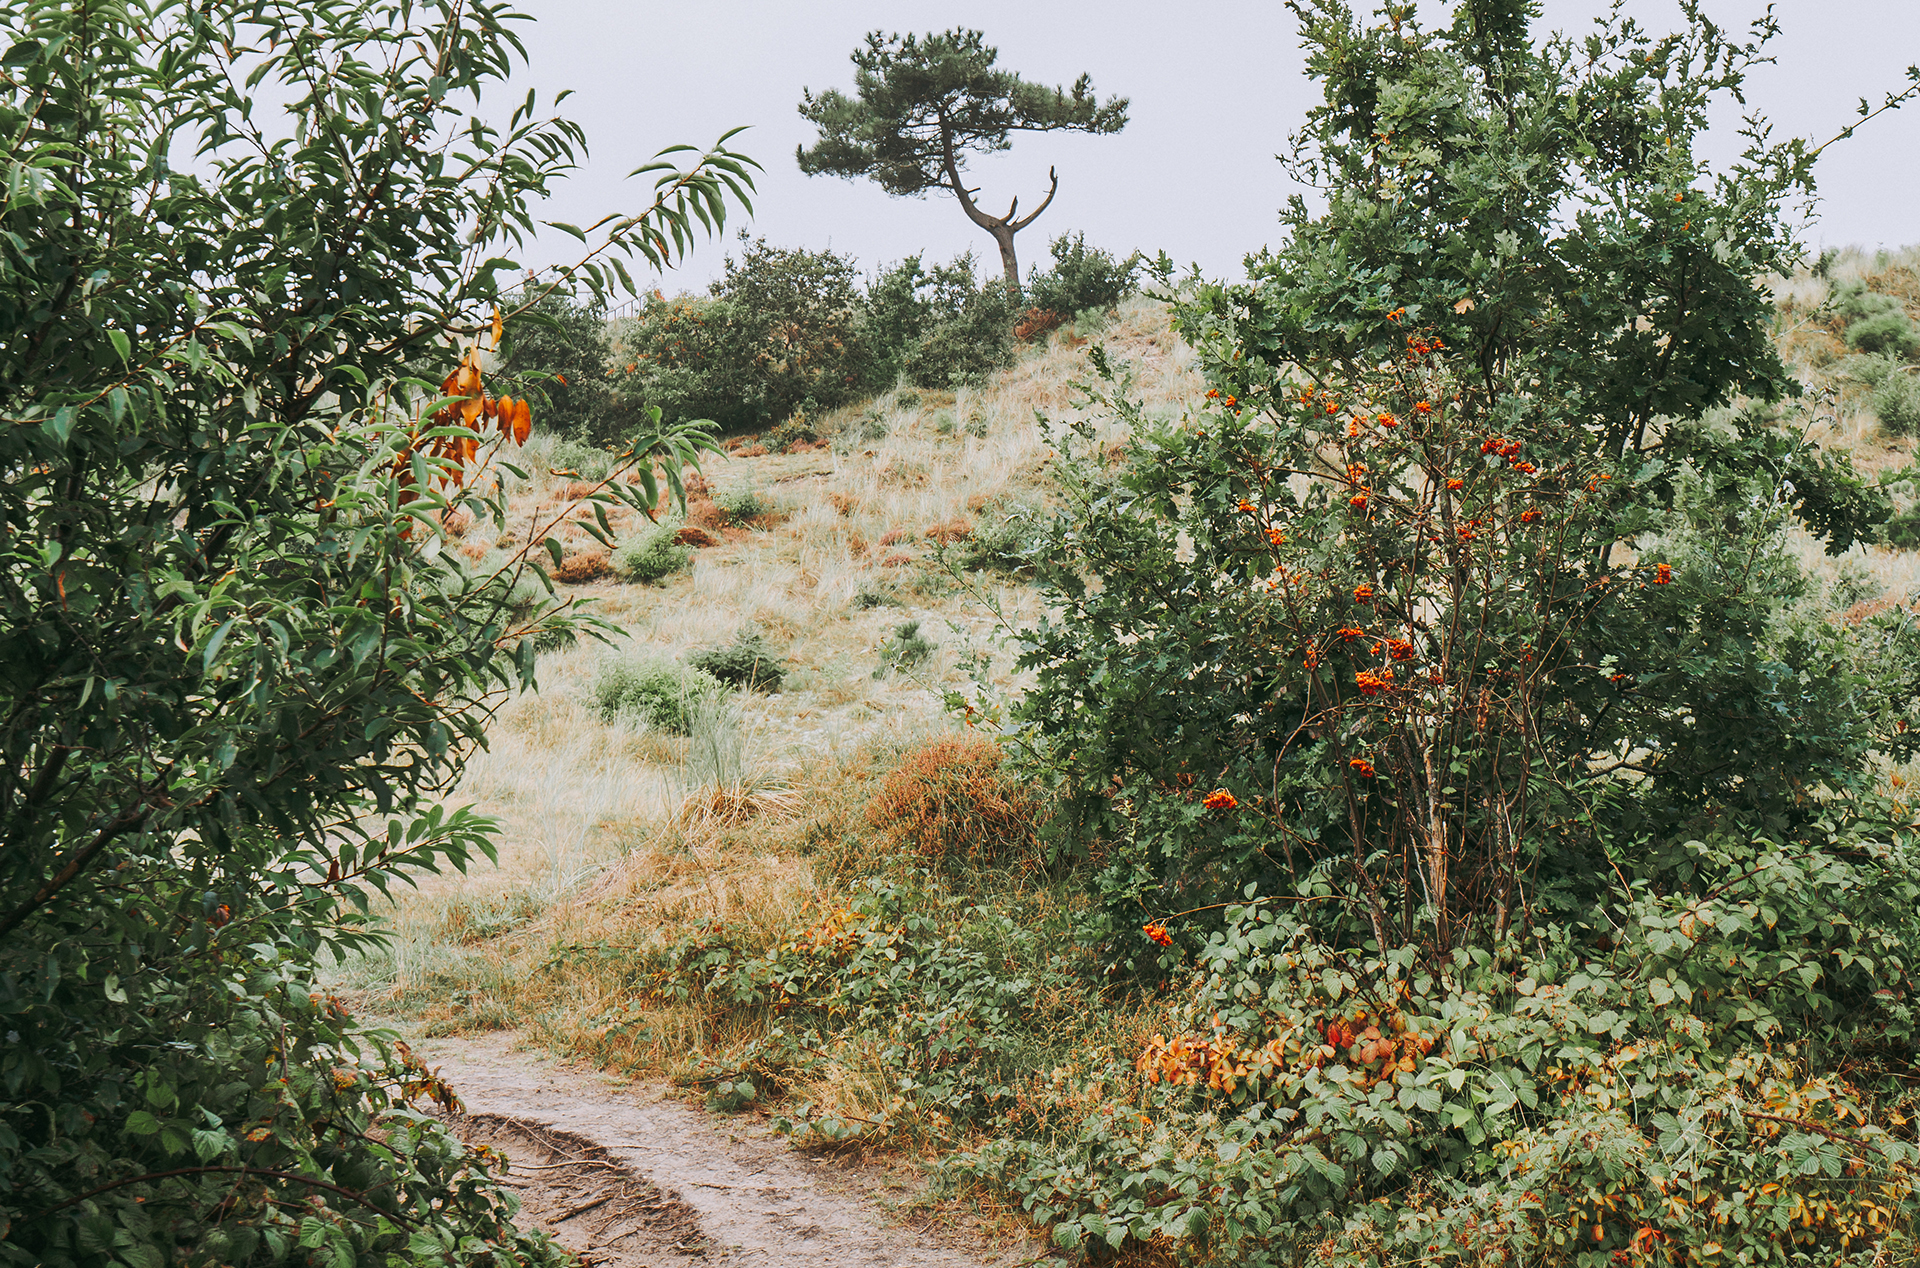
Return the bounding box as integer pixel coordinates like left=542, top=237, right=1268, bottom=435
left=0, top=2, right=748, bottom=1263
left=986, top=0, right=1920, bottom=1261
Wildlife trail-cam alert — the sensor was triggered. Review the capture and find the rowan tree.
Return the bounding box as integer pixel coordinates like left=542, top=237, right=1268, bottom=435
left=796, top=28, right=1127, bottom=296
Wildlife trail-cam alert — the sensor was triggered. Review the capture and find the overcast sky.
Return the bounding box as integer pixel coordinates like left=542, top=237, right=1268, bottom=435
left=503, top=1, right=1919, bottom=294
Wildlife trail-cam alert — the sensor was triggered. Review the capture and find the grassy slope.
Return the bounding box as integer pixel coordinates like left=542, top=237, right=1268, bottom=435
left=328, top=295, right=1198, bottom=1070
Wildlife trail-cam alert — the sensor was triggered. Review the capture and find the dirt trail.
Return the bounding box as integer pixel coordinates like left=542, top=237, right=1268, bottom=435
left=412, top=1030, right=1043, bottom=1268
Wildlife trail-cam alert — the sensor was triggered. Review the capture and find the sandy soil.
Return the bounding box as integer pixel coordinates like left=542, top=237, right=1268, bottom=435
left=412, top=1030, right=1048, bottom=1268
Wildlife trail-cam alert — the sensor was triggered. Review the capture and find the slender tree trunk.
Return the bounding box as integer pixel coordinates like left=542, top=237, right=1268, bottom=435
left=990, top=224, right=1021, bottom=300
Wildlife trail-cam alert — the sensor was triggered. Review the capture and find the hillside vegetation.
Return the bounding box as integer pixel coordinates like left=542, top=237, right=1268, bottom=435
left=335, top=243, right=1920, bottom=1264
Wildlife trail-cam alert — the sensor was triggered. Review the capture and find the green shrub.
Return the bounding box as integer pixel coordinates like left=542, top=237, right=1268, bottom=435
left=688, top=627, right=786, bottom=691
left=875, top=619, right=935, bottom=677
left=958, top=498, right=1042, bottom=574
left=711, top=234, right=868, bottom=421
left=1026, top=232, right=1141, bottom=316
left=1875, top=368, right=1920, bottom=434
left=714, top=485, right=769, bottom=521
left=615, top=236, right=868, bottom=434
left=1828, top=558, right=1885, bottom=610
left=1833, top=278, right=1904, bottom=321
left=766, top=414, right=817, bottom=450
left=545, top=435, right=618, bottom=481
left=591, top=654, right=725, bottom=733
left=0, top=2, right=743, bottom=1264
left=496, top=287, right=636, bottom=445
left=1838, top=352, right=1901, bottom=387
left=861, top=251, right=1016, bottom=390
left=1013, top=2, right=1900, bottom=958
left=1848, top=309, right=1918, bottom=357
left=854, top=582, right=901, bottom=609
left=969, top=853, right=1920, bottom=1266
left=614, top=295, right=763, bottom=432
left=614, top=523, right=692, bottom=582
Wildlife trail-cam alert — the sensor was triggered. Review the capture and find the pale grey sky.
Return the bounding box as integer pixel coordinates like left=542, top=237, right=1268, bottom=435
left=506, top=1, right=1919, bottom=292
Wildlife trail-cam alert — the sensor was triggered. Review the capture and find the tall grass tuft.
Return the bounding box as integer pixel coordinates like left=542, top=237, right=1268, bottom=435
left=864, top=734, right=1041, bottom=868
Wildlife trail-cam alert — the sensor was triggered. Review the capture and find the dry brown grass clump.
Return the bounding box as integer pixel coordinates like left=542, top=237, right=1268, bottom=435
left=864, top=734, right=1042, bottom=867
left=551, top=551, right=612, bottom=583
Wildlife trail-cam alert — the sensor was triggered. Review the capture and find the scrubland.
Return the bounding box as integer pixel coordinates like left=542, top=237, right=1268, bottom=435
left=329, top=264, right=1920, bottom=1261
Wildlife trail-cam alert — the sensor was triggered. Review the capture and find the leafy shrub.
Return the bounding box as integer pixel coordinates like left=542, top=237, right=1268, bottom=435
left=613, top=523, right=692, bottom=582
left=0, top=2, right=743, bottom=1265
left=1829, top=558, right=1885, bottom=610
left=545, top=435, right=618, bottom=481
left=497, top=287, right=636, bottom=445
left=1025, top=232, right=1140, bottom=317
left=688, top=627, right=786, bottom=691
left=1848, top=310, right=1919, bottom=357
left=614, top=295, right=762, bottom=432
left=958, top=499, right=1042, bottom=573
left=714, top=485, right=769, bottom=521
left=1876, top=368, right=1920, bottom=434
left=616, top=236, right=868, bottom=434
left=1838, top=352, right=1901, bottom=387
left=875, top=619, right=935, bottom=676
left=766, top=414, right=817, bottom=450
left=865, top=735, right=1040, bottom=866
left=861, top=251, right=1016, bottom=389
left=1015, top=3, right=1900, bottom=953
left=594, top=880, right=1094, bottom=1141
left=591, top=654, right=725, bottom=733
left=969, top=845, right=1920, bottom=1264
left=1834, top=278, right=1906, bottom=322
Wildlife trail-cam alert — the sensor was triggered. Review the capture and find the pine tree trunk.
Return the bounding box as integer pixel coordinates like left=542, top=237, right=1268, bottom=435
left=991, top=225, right=1022, bottom=302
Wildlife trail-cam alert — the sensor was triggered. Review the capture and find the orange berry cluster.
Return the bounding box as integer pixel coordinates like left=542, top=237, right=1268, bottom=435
left=1202, top=788, right=1239, bottom=812
left=1143, top=921, right=1174, bottom=947
left=1356, top=668, right=1395, bottom=696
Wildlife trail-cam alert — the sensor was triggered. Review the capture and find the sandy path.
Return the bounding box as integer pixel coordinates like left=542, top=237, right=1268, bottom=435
left=411, top=1030, right=1044, bottom=1268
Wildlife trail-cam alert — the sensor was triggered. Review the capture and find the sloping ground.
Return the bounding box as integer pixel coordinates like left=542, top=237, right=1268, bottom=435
left=419, top=1030, right=1044, bottom=1268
